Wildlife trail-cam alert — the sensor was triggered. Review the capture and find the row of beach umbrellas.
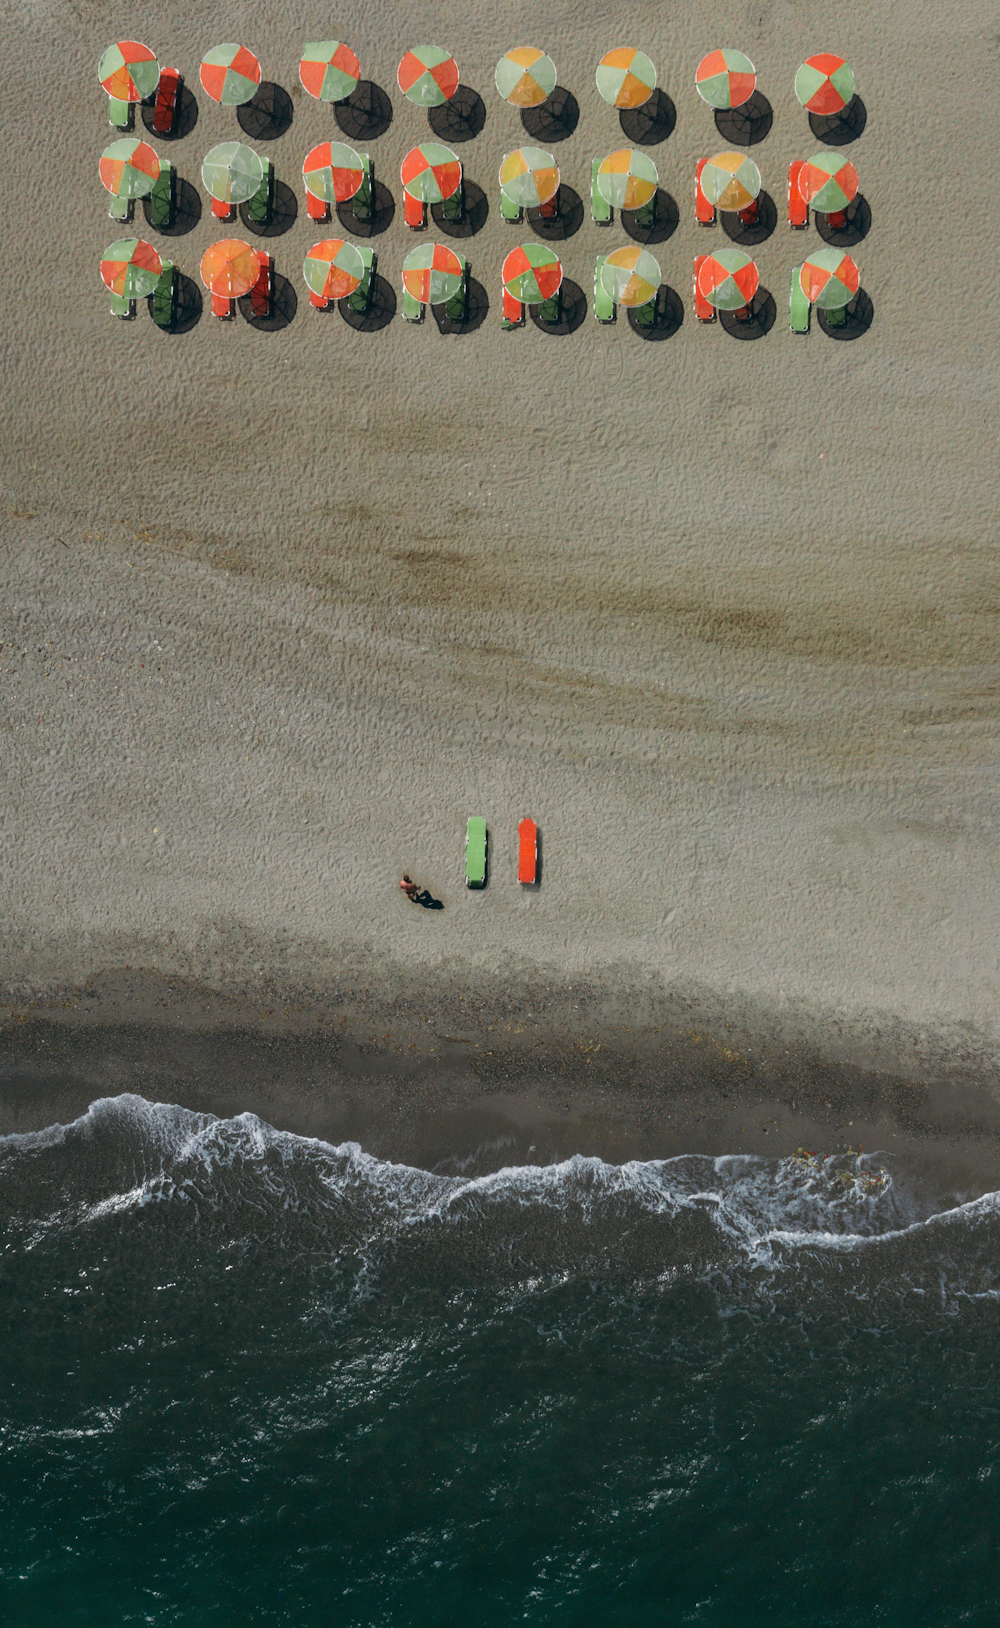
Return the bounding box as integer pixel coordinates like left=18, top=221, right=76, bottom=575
left=101, top=234, right=862, bottom=314
left=99, top=40, right=857, bottom=114
left=98, top=135, right=861, bottom=218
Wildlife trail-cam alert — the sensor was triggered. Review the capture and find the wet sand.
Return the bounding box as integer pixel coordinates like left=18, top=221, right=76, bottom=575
left=2, top=1, right=1000, bottom=1158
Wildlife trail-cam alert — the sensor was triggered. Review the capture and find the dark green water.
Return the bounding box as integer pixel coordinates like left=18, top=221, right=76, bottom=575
left=2, top=1095, right=998, bottom=1624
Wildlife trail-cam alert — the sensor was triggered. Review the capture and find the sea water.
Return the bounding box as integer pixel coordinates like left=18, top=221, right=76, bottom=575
left=1, top=1094, right=998, bottom=1625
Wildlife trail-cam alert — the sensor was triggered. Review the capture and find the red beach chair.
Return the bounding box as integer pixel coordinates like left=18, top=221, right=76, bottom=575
left=310, top=289, right=329, bottom=309
left=306, top=188, right=328, bottom=222
left=788, top=161, right=808, bottom=228
left=738, top=198, right=758, bottom=226
left=403, top=189, right=425, bottom=229
left=152, top=67, right=182, bottom=135
left=693, top=256, right=716, bottom=323
left=212, top=196, right=234, bottom=221
left=502, top=288, right=524, bottom=327
left=827, top=208, right=848, bottom=229
left=518, top=818, right=538, bottom=885
left=695, top=159, right=715, bottom=226
left=538, top=189, right=559, bottom=221
left=250, top=252, right=272, bottom=319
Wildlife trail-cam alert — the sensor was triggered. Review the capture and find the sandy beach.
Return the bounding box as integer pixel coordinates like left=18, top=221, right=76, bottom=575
left=2, top=0, right=1000, bottom=1149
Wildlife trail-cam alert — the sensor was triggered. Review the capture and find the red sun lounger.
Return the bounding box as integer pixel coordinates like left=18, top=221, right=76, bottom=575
left=788, top=161, right=808, bottom=228
left=738, top=198, right=758, bottom=226
left=693, top=256, right=716, bottom=323
left=501, top=287, right=524, bottom=327
left=403, top=188, right=426, bottom=229
left=153, top=67, right=181, bottom=135
left=211, top=291, right=234, bottom=320
left=212, top=195, right=235, bottom=220
left=306, top=187, right=328, bottom=222
left=695, top=159, right=715, bottom=226
left=250, top=252, right=272, bottom=319
left=518, top=818, right=538, bottom=885
left=826, top=207, right=848, bottom=229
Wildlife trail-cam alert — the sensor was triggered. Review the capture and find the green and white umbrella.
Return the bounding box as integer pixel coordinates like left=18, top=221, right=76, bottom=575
left=596, top=149, right=658, bottom=211
left=402, top=242, right=466, bottom=305
left=201, top=143, right=264, bottom=206
left=599, top=245, right=661, bottom=307
left=696, top=248, right=760, bottom=310
left=797, top=152, right=859, bottom=213
left=794, top=54, right=855, bottom=114
left=695, top=48, right=756, bottom=109
left=700, top=150, right=761, bottom=211
left=302, top=238, right=365, bottom=301
left=302, top=141, right=365, bottom=204
left=199, top=44, right=261, bottom=106
left=499, top=147, right=559, bottom=210
left=100, top=237, right=162, bottom=298
left=800, top=248, right=860, bottom=308
left=397, top=46, right=460, bottom=107
left=495, top=48, right=557, bottom=108
left=98, top=41, right=159, bottom=103
left=596, top=48, right=656, bottom=109
left=299, top=41, right=361, bottom=103
left=99, top=139, right=160, bottom=198
left=502, top=243, right=563, bottom=305
left=400, top=143, right=462, bottom=203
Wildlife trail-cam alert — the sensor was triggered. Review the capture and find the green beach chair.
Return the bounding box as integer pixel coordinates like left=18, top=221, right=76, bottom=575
left=443, top=267, right=468, bottom=324
left=347, top=246, right=376, bottom=315
left=148, top=160, right=174, bottom=230
left=401, top=289, right=424, bottom=323
left=465, top=817, right=487, bottom=889
left=109, top=293, right=133, bottom=319
left=591, top=157, right=612, bottom=225
left=633, top=194, right=657, bottom=230
left=634, top=293, right=656, bottom=328
left=353, top=154, right=373, bottom=221
left=594, top=254, right=615, bottom=323
left=501, top=190, right=522, bottom=225
left=826, top=303, right=847, bottom=328
left=538, top=290, right=561, bottom=325
left=150, top=261, right=175, bottom=328
left=441, top=181, right=464, bottom=225
left=108, top=193, right=133, bottom=223
left=246, top=157, right=271, bottom=226
left=789, top=266, right=810, bottom=334
left=107, top=97, right=132, bottom=130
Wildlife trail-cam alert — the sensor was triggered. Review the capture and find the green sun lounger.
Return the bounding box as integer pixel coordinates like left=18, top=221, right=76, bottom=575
left=347, top=246, right=375, bottom=315
left=107, top=97, right=131, bottom=130
left=108, top=193, right=132, bottom=223
left=150, top=261, right=175, bottom=327
left=634, top=293, right=656, bottom=327
left=633, top=193, right=657, bottom=230
left=591, top=157, right=612, bottom=225
left=441, top=181, right=464, bottom=224
left=538, top=290, right=561, bottom=324
left=148, top=160, right=174, bottom=230
left=401, top=288, right=424, bottom=323
left=501, top=190, right=522, bottom=224
left=594, top=254, right=615, bottom=323
left=465, top=817, right=487, bottom=888
left=789, top=266, right=810, bottom=334
left=353, top=154, right=373, bottom=221
left=443, top=266, right=468, bottom=323
left=109, top=292, right=133, bottom=319
left=246, top=156, right=271, bottom=226
left=826, top=303, right=847, bottom=328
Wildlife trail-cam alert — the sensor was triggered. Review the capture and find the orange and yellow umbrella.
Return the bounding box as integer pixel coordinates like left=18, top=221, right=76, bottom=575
left=599, top=245, right=661, bottom=308
left=700, top=150, right=761, bottom=211
left=495, top=48, right=557, bottom=108
left=200, top=239, right=260, bottom=299
left=596, top=48, right=656, bottom=109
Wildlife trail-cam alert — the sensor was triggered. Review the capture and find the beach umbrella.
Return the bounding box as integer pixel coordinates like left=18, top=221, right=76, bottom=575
left=695, top=48, right=756, bottom=109
left=100, top=237, right=162, bottom=298
left=794, top=54, right=855, bottom=115
left=201, top=142, right=264, bottom=207
left=697, top=247, right=759, bottom=310
left=799, top=247, right=859, bottom=308
left=200, top=239, right=260, bottom=299
left=499, top=147, right=559, bottom=210
left=199, top=45, right=261, bottom=106
left=596, top=148, right=658, bottom=211
left=302, top=140, right=365, bottom=204
left=502, top=243, right=563, bottom=305
left=599, top=245, right=661, bottom=307
left=99, top=139, right=160, bottom=199
left=495, top=48, right=557, bottom=108
left=596, top=48, right=657, bottom=109
left=400, top=143, right=462, bottom=204
left=302, top=238, right=365, bottom=301
left=98, top=41, right=159, bottom=103
left=700, top=150, right=761, bottom=211
left=797, top=151, right=859, bottom=213
left=397, top=47, right=460, bottom=107
left=299, top=41, right=361, bottom=103
left=402, top=242, right=466, bottom=306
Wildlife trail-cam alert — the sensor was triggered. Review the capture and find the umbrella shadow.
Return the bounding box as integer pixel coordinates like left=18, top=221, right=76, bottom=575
left=430, top=181, right=489, bottom=237
left=815, top=194, right=872, bottom=246
left=338, top=274, right=396, bottom=332
left=335, top=81, right=393, bottom=142
left=714, top=89, right=773, bottom=146
left=237, top=83, right=294, bottom=141
left=521, top=86, right=578, bottom=142
left=809, top=95, right=867, bottom=144
left=432, top=277, right=489, bottom=336
left=147, top=272, right=202, bottom=334
left=621, top=188, right=679, bottom=245
left=619, top=89, right=676, bottom=146
left=429, top=85, right=486, bottom=142
left=337, top=182, right=395, bottom=236
left=818, top=289, right=874, bottom=339
left=627, top=284, right=684, bottom=340
left=141, top=176, right=201, bottom=236
left=238, top=273, right=297, bottom=331
left=720, top=190, right=777, bottom=245
left=240, top=179, right=298, bottom=237
left=719, top=290, right=776, bottom=339
left=527, top=279, right=587, bottom=336
left=140, top=84, right=198, bottom=141
left=527, top=185, right=583, bottom=240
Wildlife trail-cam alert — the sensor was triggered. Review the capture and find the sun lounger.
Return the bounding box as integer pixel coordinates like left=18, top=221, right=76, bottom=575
left=696, top=159, right=715, bottom=226
left=591, top=157, right=612, bottom=225
left=246, top=157, right=271, bottom=226
left=306, top=187, right=328, bottom=222
left=109, top=292, right=133, bottom=319
left=501, top=190, right=522, bottom=224
left=693, top=256, right=716, bottom=323
left=354, top=153, right=373, bottom=221
left=826, top=303, right=847, bottom=327
left=634, top=294, right=656, bottom=327
left=501, top=288, right=524, bottom=328
left=152, top=67, right=182, bottom=135
left=107, top=97, right=132, bottom=130
left=538, top=290, right=561, bottom=324
left=518, top=818, right=538, bottom=885
left=738, top=198, right=758, bottom=226
left=212, top=195, right=235, bottom=220
left=211, top=291, right=234, bottom=320
left=403, top=188, right=425, bottom=229
left=538, top=188, right=559, bottom=220
left=789, top=266, right=810, bottom=334
left=788, top=161, right=808, bottom=228
left=633, top=194, right=657, bottom=229
left=401, top=289, right=424, bottom=323
left=346, top=246, right=375, bottom=315
left=465, top=817, right=487, bottom=888
left=108, top=194, right=133, bottom=223
left=826, top=208, right=848, bottom=229
left=148, top=159, right=173, bottom=229
left=150, top=261, right=175, bottom=328
left=594, top=254, right=615, bottom=323
left=441, top=182, right=464, bottom=224
left=443, top=267, right=468, bottom=323
left=250, top=252, right=272, bottom=319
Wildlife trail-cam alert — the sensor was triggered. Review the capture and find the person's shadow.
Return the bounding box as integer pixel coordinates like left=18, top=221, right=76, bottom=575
left=414, top=889, right=444, bottom=910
